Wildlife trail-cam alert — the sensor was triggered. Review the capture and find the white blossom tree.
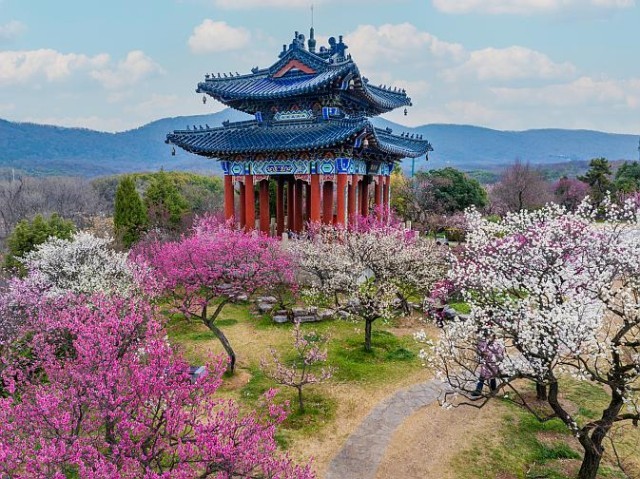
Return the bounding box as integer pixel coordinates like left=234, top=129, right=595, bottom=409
left=427, top=199, right=640, bottom=479
left=291, top=223, right=446, bottom=352
left=20, top=231, right=143, bottom=297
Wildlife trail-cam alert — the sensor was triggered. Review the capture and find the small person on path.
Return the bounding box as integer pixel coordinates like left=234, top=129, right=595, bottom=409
left=471, top=322, right=504, bottom=399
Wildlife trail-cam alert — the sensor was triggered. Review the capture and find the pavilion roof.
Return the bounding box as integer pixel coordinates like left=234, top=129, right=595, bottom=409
left=197, top=35, right=412, bottom=116
left=166, top=117, right=432, bottom=159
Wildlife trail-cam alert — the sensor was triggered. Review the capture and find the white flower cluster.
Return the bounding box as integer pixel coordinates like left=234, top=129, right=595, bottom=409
left=21, top=232, right=140, bottom=297
left=289, top=226, right=447, bottom=322
left=430, top=198, right=640, bottom=421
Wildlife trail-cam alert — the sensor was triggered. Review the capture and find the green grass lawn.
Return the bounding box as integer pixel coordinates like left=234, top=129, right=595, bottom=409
left=452, top=380, right=637, bottom=479
left=165, top=300, right=428, bottom=455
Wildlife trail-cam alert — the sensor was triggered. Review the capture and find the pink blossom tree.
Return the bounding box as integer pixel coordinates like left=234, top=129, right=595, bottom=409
left=0, top=291, right=314, bottom=479
left=261, top=321, right=334, bottom=413
left=136, top=219, right=296, bottom=372
left=422, top=199, right=640, bottom=479
left=553, top=176, right=590, bottom=211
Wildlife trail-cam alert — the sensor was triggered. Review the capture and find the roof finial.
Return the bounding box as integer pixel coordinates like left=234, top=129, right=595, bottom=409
left=308, top=4, right=317, bottom=53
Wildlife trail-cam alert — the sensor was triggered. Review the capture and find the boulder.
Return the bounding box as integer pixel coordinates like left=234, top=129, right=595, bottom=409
left=235, top=293, right=249, bottom=302
left=297, top=315, right=320, bottom=323
left=317, top=309, right=335, bottom=320
left=292, top=306, right=316, bottom=317
left=257, top=302, right=274, bottom=314
left=273, top=315, right=289, bottom=324
left=258, top=296, right=278, bottom=304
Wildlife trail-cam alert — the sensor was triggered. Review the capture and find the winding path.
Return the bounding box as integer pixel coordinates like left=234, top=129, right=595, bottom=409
left=325, top=380, right=443, bottom=479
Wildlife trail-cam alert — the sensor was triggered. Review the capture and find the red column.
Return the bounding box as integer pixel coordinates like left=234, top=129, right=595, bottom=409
left=244, top=175, right=255, bottom=232
left=336, top=174, right=348, bottom=226
left=305, top=182, right=311, bottom=224
left=239, top=181, right=246, bottom=228
left=276, top=177, right=284, bottom=237
left=224, top=175, right=234, bottom=221
left=360, top=176, right=369, bottom=217
left=294, top=180, right=303, bottom=233
left=347, top=175, right=357, bottom=224
left=384, top=175, right=391, bottom=214
left=374, top=177, right=383, bottom=213
left=259, top=179, right=270, bottom=234
left=310, top=175, right=321, bottom=224
left=322, top=181, right=334, bottom=225
left=287, top=177, right=294, bottom=232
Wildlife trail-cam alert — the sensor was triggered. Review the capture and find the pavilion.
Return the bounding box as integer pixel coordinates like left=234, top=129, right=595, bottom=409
left=166, top=29, right=432, bottom=235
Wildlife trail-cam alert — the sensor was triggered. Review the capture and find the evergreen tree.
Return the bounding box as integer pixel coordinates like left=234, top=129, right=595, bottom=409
left=114, top=176, right=147, bottom=248
left=143, top=170, right=188, bottom=231
left=578, top=157, right=614, bottom=204
left=4, top=213, right=75, bottom=274
left=419, top=167, right=487, bottom=213
left=614, top=161, right=640, bottom=193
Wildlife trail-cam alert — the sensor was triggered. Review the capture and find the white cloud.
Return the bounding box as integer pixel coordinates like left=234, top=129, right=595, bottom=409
left=432, top=0, right=635, bottom=14
left=444, top=46, right=576, bottom=82
left=346, top=23, right=465, bottom=71
left=491, top=76, right=640, bottom=107
left=0, top=20, right=26, bottom=42
left=90, top=50, right=163, bottom=90
left=0, top=49, right=109, bottom=86
left=0, top=49, right=162, bottom=91
left=188, top=20, right=251, bottom=54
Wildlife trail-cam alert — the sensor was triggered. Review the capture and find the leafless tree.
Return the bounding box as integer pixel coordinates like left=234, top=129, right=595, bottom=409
left=0, top=174, right=107, bottom=242
left=490, top=160, right=552, bottom=212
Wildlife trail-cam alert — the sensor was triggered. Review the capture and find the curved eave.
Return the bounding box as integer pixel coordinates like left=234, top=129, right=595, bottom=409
left=196, top=65, right=352, bottom=102
left=195, top=62, right=412, bottom=115
left=166, top=118, right=370, bottom=157
left=370, top=128, right=433, bottom=158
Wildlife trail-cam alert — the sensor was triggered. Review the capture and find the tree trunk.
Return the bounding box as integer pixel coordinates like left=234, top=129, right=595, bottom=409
left=206, top=320, right=236, bottom=373
left=297, top=386, right=304, bottom=413
left=536, top=382, right=547, bottom=401
left=364, top=319, right=373, bottom=352
left=576, top=393, right=623, bottom=479
left=577, top=446, right=603, bottom=479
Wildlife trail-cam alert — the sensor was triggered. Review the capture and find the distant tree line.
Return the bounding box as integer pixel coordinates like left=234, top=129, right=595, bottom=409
left=0, top=171, right=224, bottom=272
left=393, top=157, right=640, bottom=233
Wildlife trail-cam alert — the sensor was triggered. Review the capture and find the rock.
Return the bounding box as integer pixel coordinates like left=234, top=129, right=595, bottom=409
left=317, top=309, right=335, bottom=320
left=297, top=315, right=320, bottom=323
left=409, top=302, right=422, bottom=311
left=443, top=306, right=458, bottom=320
left=258, top=296, right=278, bottom=304
left=275, top=310, right=288, bottom=316
left=273, top=315, right=289, bottom=324
left=257, top=302, right=274, bottom=314
left=292, top=307, right=311, bottom=317
left=346, top=298, right=360, bottom=308
left=235, top=293, right=248, bottom=302
left=337, top=311, right=351, bottom=319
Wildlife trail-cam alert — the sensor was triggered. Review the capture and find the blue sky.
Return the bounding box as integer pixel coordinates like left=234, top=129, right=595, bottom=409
left=1, top=0, right=639, bottom=133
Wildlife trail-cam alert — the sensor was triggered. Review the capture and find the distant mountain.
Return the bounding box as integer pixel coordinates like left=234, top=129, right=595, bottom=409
left=0, top=111, right=638, bottom=178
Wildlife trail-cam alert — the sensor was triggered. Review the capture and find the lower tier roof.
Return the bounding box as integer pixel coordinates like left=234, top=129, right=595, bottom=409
left=166, top=117, right=432, bottom=159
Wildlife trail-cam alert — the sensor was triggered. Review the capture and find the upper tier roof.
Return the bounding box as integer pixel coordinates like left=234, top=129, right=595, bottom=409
left=197, top=31, right=412, bottom=116
left=166, top=117, right=432, bottom=159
